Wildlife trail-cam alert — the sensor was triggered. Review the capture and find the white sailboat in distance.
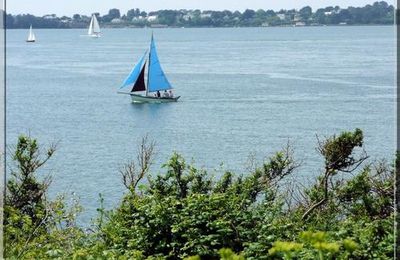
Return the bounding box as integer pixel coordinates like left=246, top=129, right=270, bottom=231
left=26, top=25, right=36, bottom=42
left=88, top=14, right=101, bottom=37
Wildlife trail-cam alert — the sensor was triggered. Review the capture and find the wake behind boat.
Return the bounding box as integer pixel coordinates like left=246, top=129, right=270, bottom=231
left=118, top=34, right=180, bottom=103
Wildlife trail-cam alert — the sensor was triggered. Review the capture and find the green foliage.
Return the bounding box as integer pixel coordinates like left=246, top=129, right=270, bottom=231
left=99, top=148, right=296, bottom=259
left=6, top=135, right=54, bottom=221
left=299, top=6, right=312, bottom=20
left=4, top=130, right=394, bottom=259
left=218, top=248, right=245, bottom=260
left=269, top=241, right=303, bottom=259
left=269, top=231, right=352, bottom=259
left=185, top=249, right=244, bottom=260
left=301, top=129, right=368, bottom=220
left=319, top=128, right=364, bottom=172
left=5, top=135, right=84, bottom=259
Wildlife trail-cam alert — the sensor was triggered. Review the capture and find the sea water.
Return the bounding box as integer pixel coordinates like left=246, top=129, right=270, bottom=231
left=7, top=26, right=395, bottom=225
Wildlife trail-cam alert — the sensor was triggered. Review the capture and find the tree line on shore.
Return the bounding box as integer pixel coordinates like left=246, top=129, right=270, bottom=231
left=6, top=1, right=394, bottom=29
left=4, top=129, right=395, bottom=259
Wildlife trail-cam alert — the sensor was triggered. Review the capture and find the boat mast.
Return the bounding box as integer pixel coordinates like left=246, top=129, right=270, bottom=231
left=146, top=32, right=153, bottom=97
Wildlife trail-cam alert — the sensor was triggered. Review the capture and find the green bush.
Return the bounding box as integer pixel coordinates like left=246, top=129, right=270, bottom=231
left=4, top=130, right=394, bottom=259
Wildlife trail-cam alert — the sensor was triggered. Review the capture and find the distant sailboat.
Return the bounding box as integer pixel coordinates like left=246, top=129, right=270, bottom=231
left=26, top=25, right=36, bottom=42
left=88, top=14, right=101, bottom=37
left=118, top=34, right=180, bottom=103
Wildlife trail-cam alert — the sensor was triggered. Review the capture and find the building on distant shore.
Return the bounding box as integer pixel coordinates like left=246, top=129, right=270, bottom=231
left=111, top=18, right=122, bottom=24
left=277, top=13, right=286, bottom=20
left=293, top=14, right=301, bottom=22
left=182, top=13, right=195, bottom=21
left=43, top=14, right=57, bottom=20
left=147, top=15, right=158, bottom=22
left=295, top=21, right=306, bottom=26
left=132, top=16, right=145, bottom=22
left=200, top=13, right=212, bottom=19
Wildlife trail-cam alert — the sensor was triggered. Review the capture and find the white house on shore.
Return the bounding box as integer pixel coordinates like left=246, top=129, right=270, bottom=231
left=111, top=18, right=122, bottom=24
left=200, top=13, right=212, bottom=19
left=277, top=13, right=286, bottom=20
left=132, top=16, right=145, bottom=22
left=147, top=15, right=158, bottom=22
left=182, top=13, right=195, bottom=21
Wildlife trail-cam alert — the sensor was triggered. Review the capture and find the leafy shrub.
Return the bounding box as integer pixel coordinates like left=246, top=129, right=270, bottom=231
left=4, top=130, right=394, bottom=259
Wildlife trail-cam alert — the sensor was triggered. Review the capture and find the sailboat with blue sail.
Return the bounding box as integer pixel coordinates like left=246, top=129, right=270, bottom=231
left=118, top=34, right=180, bottom=103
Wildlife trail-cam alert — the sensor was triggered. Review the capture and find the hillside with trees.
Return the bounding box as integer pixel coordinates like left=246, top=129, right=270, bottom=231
left=6, top=1, right=394, bottom=29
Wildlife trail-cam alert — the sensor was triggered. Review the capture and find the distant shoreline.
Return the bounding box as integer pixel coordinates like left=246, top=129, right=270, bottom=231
left=6, top=2, right=395, bottom=29
left=7, top=24, right=395, bottom=30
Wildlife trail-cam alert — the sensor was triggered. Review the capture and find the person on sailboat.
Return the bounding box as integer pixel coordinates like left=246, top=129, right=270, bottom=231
left=156, top=91, right=161, bottom=98
left=169, top=90, right=174, bottom=98
left=163, top=90, right=170, bottom=98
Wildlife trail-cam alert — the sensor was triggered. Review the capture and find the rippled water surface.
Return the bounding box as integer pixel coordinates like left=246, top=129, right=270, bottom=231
left=7, top=26, right=395, bottom=224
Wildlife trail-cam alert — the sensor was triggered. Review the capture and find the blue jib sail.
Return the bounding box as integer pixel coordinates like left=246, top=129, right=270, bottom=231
left=120, top=52, right=147, bottom=89
left=147, top=36, right=172, bottom=92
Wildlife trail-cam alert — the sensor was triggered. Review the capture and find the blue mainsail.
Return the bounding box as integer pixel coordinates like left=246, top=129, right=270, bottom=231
left=120, top=52, right=147, bottom=89
left=147, top=36, right=172, bottom=92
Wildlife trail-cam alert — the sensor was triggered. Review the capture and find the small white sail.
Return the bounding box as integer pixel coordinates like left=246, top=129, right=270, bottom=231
left=88, top=14, right=100, bottom=37
left=27, top=25, right=36, bottom=42
left=92, top=15, right=100, bottom=34
left=88, top=16, right=94, bottom=35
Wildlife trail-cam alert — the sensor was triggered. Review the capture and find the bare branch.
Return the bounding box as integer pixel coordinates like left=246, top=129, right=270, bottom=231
left=119, top=135, right=156, bottom=192
left=136, top=134, right=156, bottom=180
left=267, top=141, right=301, bottom=187
left=119, top=161, right=137, bottom=190
left=245, top=151, right=258, bottom=173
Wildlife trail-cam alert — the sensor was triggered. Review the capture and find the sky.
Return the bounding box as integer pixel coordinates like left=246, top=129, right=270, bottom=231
left=8, top=0, right=396, bottom=16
